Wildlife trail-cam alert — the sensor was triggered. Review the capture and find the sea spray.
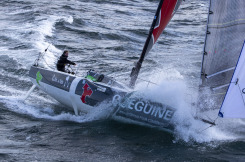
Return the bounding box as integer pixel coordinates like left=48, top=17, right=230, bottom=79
left=133, top=70, right=240, bottom=143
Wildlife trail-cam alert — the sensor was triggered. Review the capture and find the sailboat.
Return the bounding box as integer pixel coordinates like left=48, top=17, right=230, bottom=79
left=25, top=0, right=183, bottom=132
left=199, top=0, right=245, bottom=122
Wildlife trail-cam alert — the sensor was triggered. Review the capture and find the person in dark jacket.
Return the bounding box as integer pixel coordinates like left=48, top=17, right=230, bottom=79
left=56, top=50, right=76, bottom=72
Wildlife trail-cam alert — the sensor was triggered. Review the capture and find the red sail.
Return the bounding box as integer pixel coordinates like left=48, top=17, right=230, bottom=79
left=129, top=0, right=182, bottom=87
left=152, top=0, right=181, bottom=43
left=142, top=0, right=182, bottom=57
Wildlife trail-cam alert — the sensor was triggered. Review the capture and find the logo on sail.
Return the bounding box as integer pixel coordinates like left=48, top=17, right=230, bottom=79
left=36, top=71, right=43, bottom=85
left=242, top=88, right=245, bottom=94
left=81, top=83, right=93, bottom=103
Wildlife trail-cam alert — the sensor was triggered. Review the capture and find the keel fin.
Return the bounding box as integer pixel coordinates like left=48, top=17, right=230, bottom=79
left=70, top=97, right=78, bottom=115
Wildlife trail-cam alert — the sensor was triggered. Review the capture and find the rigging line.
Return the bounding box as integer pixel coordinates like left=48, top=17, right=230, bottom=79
left=213, top=115, right=219, bottom=124
left=45, top=44, right=50, bottom=52
left=198, top=117, right=219, bottom=133
left=40, top=54, right=56, bottom=69
left=94, top=55, right=137, bottom=65
left=198, top=124, right=215, bottom=133
left=46, top=53, right=60, bottom=59
left=234, top=56, right=245, bottom=78
left=237, top=83, right=245, bottom=108
left=35, top=45, right=57, bottom=69
left=137, top=77, right=159, bottom=86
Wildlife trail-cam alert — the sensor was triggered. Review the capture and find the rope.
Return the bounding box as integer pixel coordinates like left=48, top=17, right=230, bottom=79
left=137, top=77, right=159, bottom=86
left=237, top=83, right=245, bottom=107
left=198, top=124, right=215, bottom=133
left=40, top=53, right=56, bottom=69
left=213, top=116, right=219, bottom=124
left=36, top=45, right=66, bottom=71
left=198, top=116, right=219, bottom=133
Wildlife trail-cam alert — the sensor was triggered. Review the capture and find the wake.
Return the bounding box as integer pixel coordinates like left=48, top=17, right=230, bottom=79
left=0, top=94, right=111, bottom=124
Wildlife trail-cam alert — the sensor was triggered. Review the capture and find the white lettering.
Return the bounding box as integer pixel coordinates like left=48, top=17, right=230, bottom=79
left=135, top=101, right=144, bottom=111
left=154, top=107, right=166, bottom=118
left=112, top=95, right=121, bottom=106
left=119, top=98, right=128, bottom=109
left=163, top=110, right=174, bottom=121
left=128, top=99, right=136, bottom=110
left=143, top=104, right=152, bottom=114
left=113, top=95, right=175, bottom=122
left=52, top=74, right=57, bottom=82
left=151, top=107, right=156, bottom=116
left=52, top=74, right=67, bottom=86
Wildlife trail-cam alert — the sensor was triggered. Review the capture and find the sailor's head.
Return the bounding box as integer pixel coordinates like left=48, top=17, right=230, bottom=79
left=63, top=50, right=69, bottom=56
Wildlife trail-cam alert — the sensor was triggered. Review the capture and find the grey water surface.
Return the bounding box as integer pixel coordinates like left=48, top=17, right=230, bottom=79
left=0, top=0, right=244, bottom=161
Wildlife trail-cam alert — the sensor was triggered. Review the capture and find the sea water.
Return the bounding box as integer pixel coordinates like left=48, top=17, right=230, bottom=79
left=0, top=0, right=244, bottom=161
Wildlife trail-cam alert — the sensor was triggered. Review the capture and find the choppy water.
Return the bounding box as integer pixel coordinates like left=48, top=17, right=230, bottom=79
left=0, top=0, right=244, bottom=161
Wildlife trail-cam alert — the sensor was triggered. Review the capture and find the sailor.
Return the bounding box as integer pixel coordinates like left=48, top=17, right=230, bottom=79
left=56, top=50, right=76, bottom=72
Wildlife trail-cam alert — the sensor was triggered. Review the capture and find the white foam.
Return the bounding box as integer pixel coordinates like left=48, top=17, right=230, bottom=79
left=34, top=15, right=73, bottom=48
left=33, top=15, right=74, bottom=68
left=0, top=77, right=112, bottom=124
left=0, top=47, right=8, bottom=52
left=134, top=70, right=244, bottom=143
left=13, top=101, right=84, bottom=122
left=2, top=13, right=74, bottom=67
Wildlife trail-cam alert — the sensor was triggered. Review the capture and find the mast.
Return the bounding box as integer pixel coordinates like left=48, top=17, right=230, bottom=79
left=129, top=0, right=164, bottom=88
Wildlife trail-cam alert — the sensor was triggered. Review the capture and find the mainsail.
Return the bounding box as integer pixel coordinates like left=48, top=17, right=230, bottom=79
left=130, top=0, right=182, bottom=87
left=201, top=0, right=245, bottom=89
left=200, top=0, right=245, bottom=109
left=219, top=41, right=245, bottom=118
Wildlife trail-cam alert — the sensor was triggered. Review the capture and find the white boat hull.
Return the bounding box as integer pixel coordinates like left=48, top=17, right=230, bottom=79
left=29, top=66, right=176, bottom=132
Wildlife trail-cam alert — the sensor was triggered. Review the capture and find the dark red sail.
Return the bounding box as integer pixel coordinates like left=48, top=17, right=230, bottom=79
left=145, top=0, right=182, bottom=56
left=152, top=0, right=181, bottom=44
left=130, top=0, right=182, bottom=87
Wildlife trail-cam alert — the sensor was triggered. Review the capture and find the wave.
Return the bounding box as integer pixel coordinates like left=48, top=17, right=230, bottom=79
left=134, top=71, right=244, bottom=143
left=0, top=94, right=111, bottom=124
